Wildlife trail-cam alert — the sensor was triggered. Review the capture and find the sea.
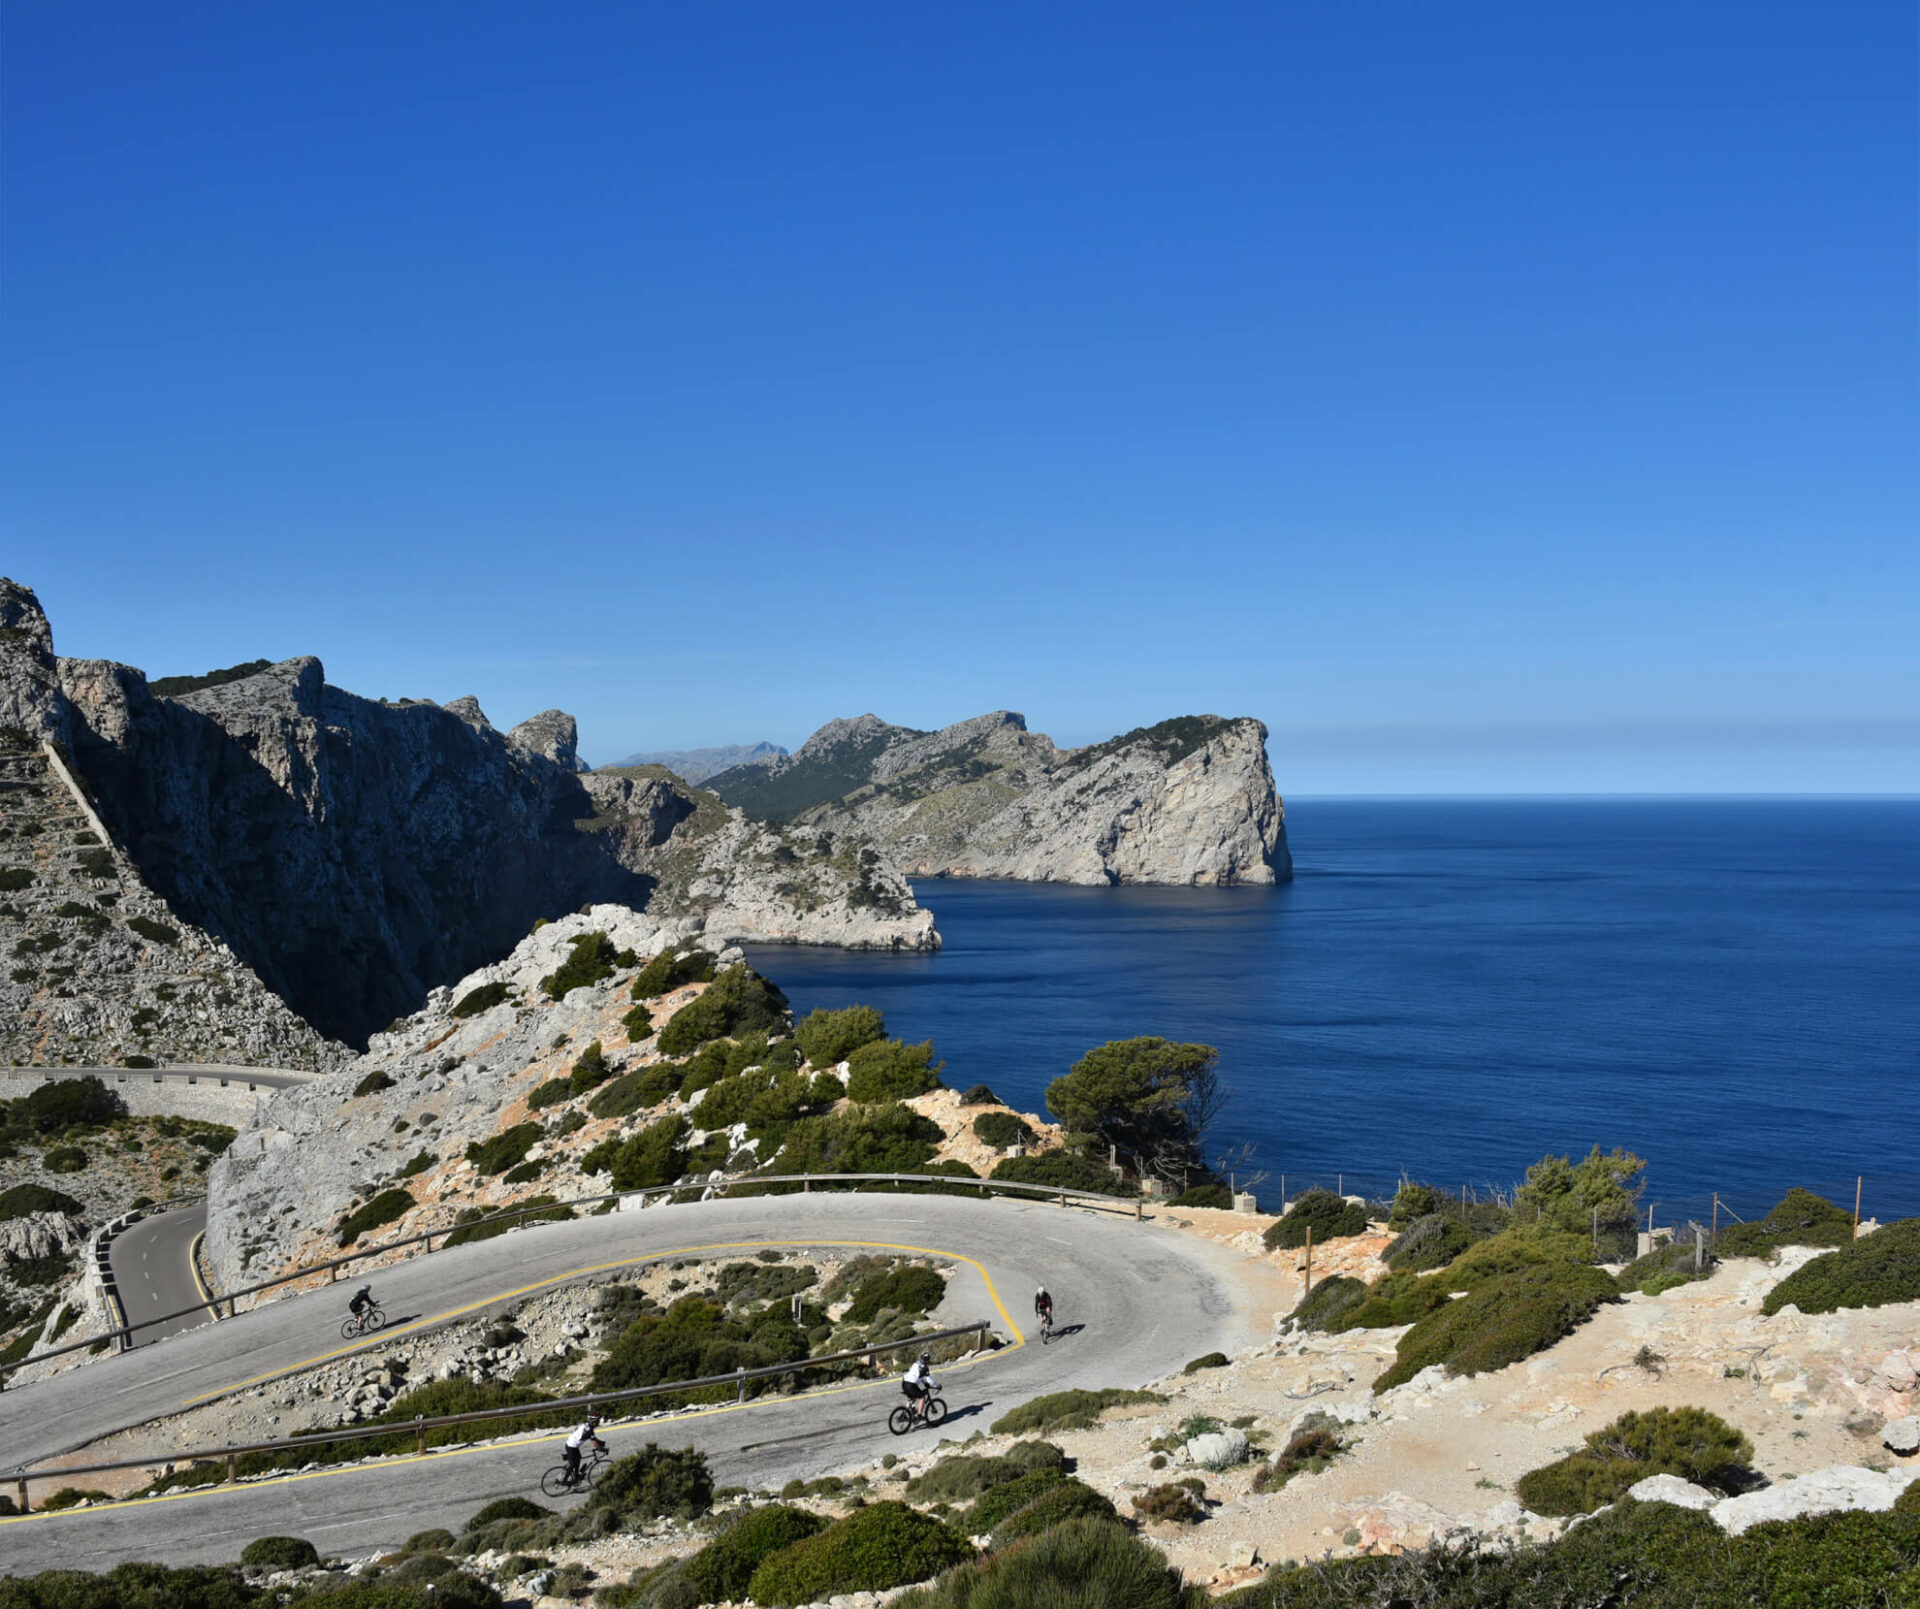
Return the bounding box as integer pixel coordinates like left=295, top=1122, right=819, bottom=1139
left=746, top=799, right=1920, bottom=1225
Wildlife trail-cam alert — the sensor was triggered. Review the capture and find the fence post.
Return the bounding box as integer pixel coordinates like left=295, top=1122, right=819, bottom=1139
left=416, top=1415, right=427, bottom=1454
left=1058, top=1190, right=1067, bottom=1208
left=1135, top=1194, right=1143, bottom=1222
left=1694, top=1224, right=1704, bottom=1273
left=1712, top=1192, right=1719, bottom=1244
left=226, top=1450, right=236, bottom=1485
left=736, top=1367, right=748, bottom=1404
left=1854, top=1176, right=1863, bottom=1236
left=1303, top=1225, right=1313, bottom=1297
left=14, top=1475, right=26, bottom=1514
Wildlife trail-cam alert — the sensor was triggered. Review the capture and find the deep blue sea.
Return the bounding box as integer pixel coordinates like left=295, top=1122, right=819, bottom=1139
left=747, top=800, right=1920, bottom=1225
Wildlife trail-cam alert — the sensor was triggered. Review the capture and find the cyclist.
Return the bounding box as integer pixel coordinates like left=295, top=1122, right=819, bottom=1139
left=1034, top=1286, right=1054, bottom=1330
left=901, top=1351, right=936, bottom=1421
left=348, top=1285, right=376, bottom=1329
left=562, top=1408, right=606, bottom=1486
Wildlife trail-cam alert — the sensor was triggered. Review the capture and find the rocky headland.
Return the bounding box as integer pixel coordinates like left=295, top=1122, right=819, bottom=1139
left=707, top=711, right=1290, bottom=887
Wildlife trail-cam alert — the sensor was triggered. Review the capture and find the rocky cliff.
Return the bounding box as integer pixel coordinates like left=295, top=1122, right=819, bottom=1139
left=1, top=580, right=933, bottom=1056
left=709, top=711, right=1290, bottom=887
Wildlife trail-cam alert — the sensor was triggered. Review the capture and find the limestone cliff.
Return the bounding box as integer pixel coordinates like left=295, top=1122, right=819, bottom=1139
left=709, top=711, right=1290, bottom=887
left=2, top=580, right=933, bottom=1055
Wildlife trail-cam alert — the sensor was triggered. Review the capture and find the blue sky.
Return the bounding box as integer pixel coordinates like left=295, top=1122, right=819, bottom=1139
left=3, top=4, right=1914, bottom=792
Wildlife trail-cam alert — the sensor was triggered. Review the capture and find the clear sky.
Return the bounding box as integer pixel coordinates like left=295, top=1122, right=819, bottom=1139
left=3, top=4, right=1914, bottom=792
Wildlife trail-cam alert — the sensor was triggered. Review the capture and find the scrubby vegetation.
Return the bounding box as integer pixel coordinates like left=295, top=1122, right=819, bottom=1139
left=1763, top=1214, right=1920, bottom=1316
left=464, top=1123, right=541, bottom=1176
left=150, top=658, right=275, bottom=696
left=682, top=1504, right=828, bottom=1601
left=656, top=965, right=789, bottom=1056
left=125, top=915, right=179, bottom=945
left=582, top=1443, right=715, bottom=1525
left=1616, top=1236, right=1715, bottom=1295
left=588, top=1062, right=681, bottom=1121
left=440, top=1196, right=573, bottom=1247
left=542, top=931, right=620, bottom=1000
left=589, top=1294, right=808, bottom=1400
left=845, top=1037, right=942, bottom=1101
left=1286, top=1274, right=1368, bottom=1331
left=13, top=1076, right=125, bottom=1133
left=1514, top=1406, right=1754, bottom=1515
left=525, top=1076, right=574, bottom=1112
left=630, top=948, right=717, bottom=999
left=844, top=1264, right=946, bottom=1322
left=240, top=1536, right=320, bottom=1569
left=1183, top=1351, right=1229, bottom=1373
left=1133, top=1479, right=1208, bottom=1524
left=992, top=1150, right=1133, bottom=1196
left=896, top=1514, right=1198, bottom=1609
left=971, top=1110, right=1034, bottom=1150
left=568, top=1040, right=612, bottom=1092
left=745, top=1500, right=973, bottom=1606
left=449, top=981, right=509, bottom=1019
left=1718, top=1187, right=1859, bottom=1257
left=766, top=1101, right=945, bottom=1177
left=353, top=1070, right=395, bottom=1098
left=621, top=1002, right=653, bottom=1041
left=583, top=1115, right=690, bottom=1190
left=1168, top=1182, right=1235, bottom=1209
left=1044, top=1037, right=1220, bottom=1180
left=335, top=1187, right=414, bottom=1247
left=991, top=1387, right=1161, bottom=1436
left=1373, top=1258, right=1618, bottom=1390
left=795, top=1004, right=887, bottom=1067
left=1509, top=1145, right=1645, bottom=1261
left=1383, top=1212, right=1475, bottom=1272
left=0, top=1183, right=84, bottom=1220
left=1251, top=1420, right=1348, bottom=1494
left=1265, top=1189, right=1369, bottom=1249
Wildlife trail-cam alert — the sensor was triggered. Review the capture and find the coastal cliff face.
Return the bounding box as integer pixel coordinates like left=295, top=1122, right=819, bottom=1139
left=709, top=711, right=1291, bottom=887
left=1, top=580, right=933, bottom=1055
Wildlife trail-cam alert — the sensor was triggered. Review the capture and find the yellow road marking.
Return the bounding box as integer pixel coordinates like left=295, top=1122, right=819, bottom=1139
left=188, top=1231, right=220, bottom=1323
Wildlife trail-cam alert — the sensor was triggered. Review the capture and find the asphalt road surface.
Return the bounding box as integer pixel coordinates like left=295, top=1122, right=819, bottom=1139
left=107, top=1205, right=214, bottom=1347
left=0, top=1193, right=1261, bottom=1571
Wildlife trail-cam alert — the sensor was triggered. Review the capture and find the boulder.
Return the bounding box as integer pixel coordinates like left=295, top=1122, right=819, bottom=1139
left=1883, top=1416, right=1919, bottom=1455
left=1710, top=1465, right=1917, bottom=1535
left=1186, top=1429, right=1251, bottom=1468
left=1628, top=1473, right=1721, bottom=1510
left=1876, top=1350, right=1917, bottom=1393
left=0, top=1212, right=81, bottom=1264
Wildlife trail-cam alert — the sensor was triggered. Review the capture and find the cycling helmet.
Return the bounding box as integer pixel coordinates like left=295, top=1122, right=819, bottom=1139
left=919, top=1350, right=932, bottom=1364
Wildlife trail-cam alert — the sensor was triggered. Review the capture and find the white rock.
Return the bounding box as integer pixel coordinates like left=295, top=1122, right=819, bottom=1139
left=1883, top=1416, right=1919, bottom=1455
left=1185, top=1429, right=1251, bottom=1468
left=1711, top=1465, right=1918, bottom=1535
left=1628, top=1474, right=1721, bottom=1510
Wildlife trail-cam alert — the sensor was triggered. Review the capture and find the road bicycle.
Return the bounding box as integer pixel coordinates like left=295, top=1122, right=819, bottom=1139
left=888, top=1392, right=949, bottom=1435
left=1038, top=1309, right=1055, bottom=1345
left=340, top=1306, right=387, bottom=1340
left=540, top=1444, right=608, bottom=1497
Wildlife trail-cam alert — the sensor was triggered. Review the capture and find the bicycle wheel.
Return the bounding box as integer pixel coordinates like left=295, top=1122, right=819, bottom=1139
left=363, top=1308, right=387, bottom=1334
left=922, top=1396, right=949, bottom=1428
left=539, top=1465, right=574, bottom=1499
left=1040, top=1320, right=1052, bottom=1345
left=888, top=1405, right=915, bottom=1436
left=340, top=1317, right=362, bottom=1341
left=576, top=1457, right=598, bottom=1492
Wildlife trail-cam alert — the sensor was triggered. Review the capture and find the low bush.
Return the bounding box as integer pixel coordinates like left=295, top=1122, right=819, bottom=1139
left=1514, top=1406, right=1754, bottom=1516
left=684, top=1504, right=828, bottom=1601
left=1133, top=1479, right=1207, bottom=1525
left=463, top=1496, right=549, bottom=1530
left=621, top=1003, right=654, bottom=1041
left=1384, top=1212, right=1475, bottom=1273
left=746, top=1500, right=973, bottom=1606
left=906, top=1445, right=1065, bottom=1506
left=767, top=1101, right=945, bottom=1176
left=1169, top=1183, right=1235, bottom=1210
left=963, top=1466, right=1065, bottom=1531
left=40, top=1487, right=114, bottom=1510
left=656, top=965, right=790, bottom=1055
left=795, top=1004, right=887, bottom=1067
left=353, top=1071, right=395, bottom=1098
left=970, top=1110, right=1033, bottom=1150
left=336, top=1188, right=414, bottom=1246
left=0, top=1183, right=83, bottom=1220
left=1762, top=1215, right=1920, bottom=1316
left=589, top=1063, right=681, bottom=1121
left=630, top=948, right=717, bottom=999
left=19, top=1076, right=124, bottom=1133
left=0, top=868, right=32, bottom=893
left=1265, top=1190, right=1370, bottom=1249
left=441, top=1196, right=573, bottom=1248
left=1373, top=1261, right=1618, bottom=1390
left=991, top=1150, right=1133, bottom=1197
left=1183, top=1351, right=1229, bottom=1373
left=582, top=1443, right=714, bottom=1524
left=464, top=1123, right=541, bottom=1176
left=989, top=1488, right=1122, bottom=1551
left=241, top=1535, right=320, bottom=1569
left=450, top=981, right=509, bottom=1019
left=125, top=915, right=178, bottom=945
left=991, top=1388, right=1161, bottom=1437
left=1717, top=1187, right=1857, bottom=1257
left=567, top=1040, right=612, bottom=1092
left=1251, top=1421, right=1347, bottom=1493
left=895, top=1514, right=1199, bottom=1609
left=958, top=1084, right=999, bottom=1106
left=581, top=1114, right=688, bottom=1191
left=397, top=1150, right=435, bottom=1178
left=1616, top=1237, right=1715, bottom=1294
left=589, top=1294, right=807, bottom=1397
left=1286, top=1274, right=1369, bottom=1331
left=845, top=1264, right=946, bottom=1322
left=42, top=1146, right=89, bottom=1173
left=541, top=931, right=619, bottom=1000
left=525, top=1077, right=574, bottom=1112
left=845, top=1037, right=942, bottom=1102
left=76, top=848, right=114, bottom=878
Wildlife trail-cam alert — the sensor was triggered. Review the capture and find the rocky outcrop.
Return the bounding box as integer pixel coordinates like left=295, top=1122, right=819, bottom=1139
left=599, top=741, right=786, bottom=784
left=709, top=710, right=1290, bottom=887
left=2, top=580, right=933, bottom=1053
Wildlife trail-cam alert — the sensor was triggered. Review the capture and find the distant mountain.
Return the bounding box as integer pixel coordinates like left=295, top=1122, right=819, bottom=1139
left=600, top=741, right=787, bottom=785
left=707, top=710, right=1289, bottom=887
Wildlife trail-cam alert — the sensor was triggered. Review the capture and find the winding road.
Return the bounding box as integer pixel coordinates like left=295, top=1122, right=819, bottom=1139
left=106, top=1204, right=214, bottom=1347
left=0, top=1193, right=1270, bottom=1571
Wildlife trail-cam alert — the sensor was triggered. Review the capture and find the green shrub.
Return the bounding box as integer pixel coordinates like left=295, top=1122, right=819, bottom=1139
left=1169, top=1183, right=1234, bottom=1210
left=1265, top=1190, right=1369, bottom=1249
left=895, top=1514, right=1196, bottom=1609
left=1374, top=1262, right=1618, bottom=1390
left=0, top=868, right=33, bottom=893
left=991, top=1150, right=1133, bottom=1197
left=583, top=1443, right=714, bottom=1523
left=1183, top=1352, right=1229, bottom=1373
left=590, top=1295, right=807, bottom=1396
left=542, top=931, right=619, bottom=1000
left=1511, top=1145, right=1645, bottom=1261
left=746, top=1500, right=973, bottom=1606
left=1617, top=1237, right=1715, bottom=1294
left=336, top=1188, right=415, bottom=1246
left=769, top=1101, right=945, bottom=1176
left=39, top=1487, right=114, bottom=1511
left=970, top=1111, right=1033, bottom=1150
left=621, top=1003, right=654, bottom=1040
left=958, top=1084, right=999, bottom=1105
left=1762, top=1215, right=1920, bottom=1316
left=845, top=1038, right=942, bottom=1102
left=907, top=1446, right=1065, bottom=1506
left=1717, top=1187, right=1857, bottom=1257
left=77, top=848, right=115, bottom=877
left=0, top=1183, right=83, bottom=1219
left=441, top=1196, right=573, bottom=1248
left=241, top=1535, right=320, bottom=1569
left=845, top=1264, right=946, bottom=1321
left=525, top=1077, right=574, bottom=1111
left=1384, top=1212, right=1475, bottom=1272
left=465, top=1123, right=541, bottom=1176
left=582, top=1114, right=688, bottom=1190
left=19, top=1076, right=124, bottom=1132
left=450, top=981, right=509, bottom=1019
left=991, top=1388, right=1161, bottom=1436
left=464, top=1496, right=549, bottom=1530
left=125, top=915, right=178, bottom=945
left=1251, top=1421, right=1347, bottom=1493
left=398, top=1150, right=436, bottom=1179
left=1043, top=1037, right=1218, bottom=1179
left=1389, top=1180, right=1442, bottom=1228
left=566, top=1040, right=612, bottom=1092
left=1286, top=1274, right=1369, bottom=1331
left=353, top=1070, right=395, bottom=1098
left=123, top=1054, right=156, bottom=1069
left=631, top=949, right=717, bottom=999
left=1515, top=1406, right=1755, bottom=1516
left=795, top=1004, right=887, bottom=1067
left=988, top=1479, right=1123, bottom=1547
left=42, top=1145, right=88, bottom=1173
left=1132, top=1480, right=1207, bottom=1524
left=684, top=1505, right=828, bottom=1601
left=589, top=1063, right=681, bottom=1121
left=656, top=965, right=789, bottom=1055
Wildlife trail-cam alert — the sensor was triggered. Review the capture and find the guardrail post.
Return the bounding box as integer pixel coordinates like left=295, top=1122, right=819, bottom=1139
left=736, top=1367, right=747, bottom=1403
left=416, top=1415, right=427, bottom=1454
left=1135, top=1195, right=1143, bottom=1221
left=1058, top=1190, right=1067, bottom=1208
left=14, top=1473, right=26, bottom=1513
left=225, top=1450, right=236, bottom=1485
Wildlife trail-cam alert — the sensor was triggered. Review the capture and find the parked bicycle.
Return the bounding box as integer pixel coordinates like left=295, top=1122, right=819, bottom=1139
left=540, top=1444, right=608, bottom=1497
left=888, top=1392, right=949, bottom=1435
left=339, top=1306, right=387, bottom=1340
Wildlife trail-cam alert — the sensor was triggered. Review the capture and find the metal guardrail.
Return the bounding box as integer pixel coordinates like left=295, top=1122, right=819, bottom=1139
left=9, top=1321, right=992, bottom=1511
left=1, top=1170, right=1150, bottom=1381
